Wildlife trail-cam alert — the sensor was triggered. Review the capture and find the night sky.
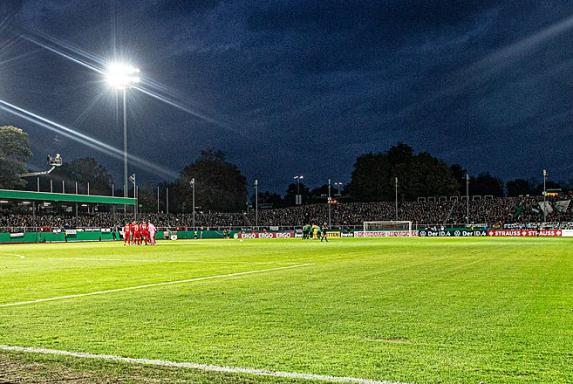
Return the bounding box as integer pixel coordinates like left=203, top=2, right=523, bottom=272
left=1, top=1, right=573, bottom=192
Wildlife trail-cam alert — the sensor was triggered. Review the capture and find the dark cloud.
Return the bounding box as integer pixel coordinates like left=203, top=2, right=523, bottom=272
left=1, top=0, right=573, bottom=192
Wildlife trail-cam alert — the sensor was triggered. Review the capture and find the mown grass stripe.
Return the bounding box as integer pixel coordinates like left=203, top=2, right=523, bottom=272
left=0, top=264, right=311, bottom=308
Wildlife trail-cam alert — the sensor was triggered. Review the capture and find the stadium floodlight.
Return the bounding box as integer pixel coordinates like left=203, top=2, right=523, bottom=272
left=20, top=153, right=63, bottom=177
left=293, top=175, right=304, bottom=205
left=105, top=61, right=140, bottom=212
left=334, top=182, right=343, bottom=196
left=104, top=62, right=140, bottom=90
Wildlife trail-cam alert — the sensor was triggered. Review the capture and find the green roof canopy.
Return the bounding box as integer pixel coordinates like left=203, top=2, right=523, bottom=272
left=0, top=189, right=137, bottom=206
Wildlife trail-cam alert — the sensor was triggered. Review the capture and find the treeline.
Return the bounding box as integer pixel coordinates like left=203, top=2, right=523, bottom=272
left=1, top=125, right=570, bottom=213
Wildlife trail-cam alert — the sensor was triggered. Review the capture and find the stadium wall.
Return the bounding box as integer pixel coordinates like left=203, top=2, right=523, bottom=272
left=0, top=230, right=238, bottom=244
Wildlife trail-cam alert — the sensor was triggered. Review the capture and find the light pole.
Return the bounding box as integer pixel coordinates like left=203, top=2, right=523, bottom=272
left=543, top=169, right=548, bottom=222
left=395, top=177, right=398, bottom=220
left=157, top=186, right=160, bottom=214
left=254, top=179, right=259, bottom=228
left=190, top=178, right=196, bottom=228
left=75, top=181, right=78, bottom=218
left=293, top=175, right=304, bottom=205
left=466, top=173, right=470, bottom=224
left=129, top=174, right=137, bottom=219
left=327, top=178, right=332, bottom=227
left=105, top=62, right=140, bottom=213
left=334, top=182, right=343, bottom=197
left=112, top=183, right=116, bottom=223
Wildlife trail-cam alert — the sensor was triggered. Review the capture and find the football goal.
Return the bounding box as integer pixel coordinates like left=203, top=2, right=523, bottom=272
left=359, top=221, right=415, bottom=237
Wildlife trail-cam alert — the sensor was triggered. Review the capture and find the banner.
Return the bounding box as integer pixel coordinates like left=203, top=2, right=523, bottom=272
left=237, top=231, right=295, bottom=239
left=65, top=229, right=77, bottom=236
left=562, top=230, right=573, bottom=237
left=555, top=200, right=571, bottom=213
left=538, top=201, right=553, bottom=216
left=418, top=229, right=487, bottom=237
left=326, top=231, right=341, bottom=238
left=487, top=229, right=562, bottom=237
left=9, top=232, right=24, bottom=238
left=504, top=222, right=572, bottom=230
left=341, top=232, right=354, bottom=238
left=354, top=231, right=416, bottom=238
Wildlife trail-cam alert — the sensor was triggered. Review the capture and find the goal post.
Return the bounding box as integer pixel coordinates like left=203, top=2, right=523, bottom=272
left=358, top=221, right=416, bottom=237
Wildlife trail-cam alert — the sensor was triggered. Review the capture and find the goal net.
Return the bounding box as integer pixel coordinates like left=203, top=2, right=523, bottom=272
left=358, top=221, right=415, bottom=237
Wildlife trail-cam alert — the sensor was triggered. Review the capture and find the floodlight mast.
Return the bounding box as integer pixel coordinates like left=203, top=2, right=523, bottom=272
left=105, top=62, right=140, bottom=212
left=21, top=154, right=63, bottom=177
left=129, top=173, right=137, bottom=219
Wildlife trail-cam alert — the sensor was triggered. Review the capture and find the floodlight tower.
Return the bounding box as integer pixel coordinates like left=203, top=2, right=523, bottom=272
left=334, top=182, right=343, bottom=197
left=254, top=179, right=259, bottom=228
left=20, top=153, right=63, bottom=177
left=190, top=178, right=196, bottom=228
left=293, top=175, right=304, bottom=205
left=105, top=62, right=140, bottom=205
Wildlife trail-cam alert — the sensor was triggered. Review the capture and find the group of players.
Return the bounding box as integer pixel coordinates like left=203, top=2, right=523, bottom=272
left=123, top=221, right=157, bottom=245
left=302, top=223, right=329, bottom=242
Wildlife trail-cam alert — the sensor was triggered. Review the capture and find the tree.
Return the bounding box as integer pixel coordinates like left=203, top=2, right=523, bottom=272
left=310, top=184, right=329, bottom=201
left=348, top=152, right=393, bottom=201
left=137, top=186, right=158, bottom=213
left=506, top=179, right=533, bottom=197
left=348, top=143, right=460, bottom=201
left=255, top=191, right=285, bottom=208
left=450, top=164, right=467, bottom=195
left=0, top=125, right=33, bottom=189
left=176, top=149, right=247, bottom=212
left=470, top=173, right=503, bottom=196
left=533, top=180, right=562, bottom=195
left=51, top=158, right=113, bottom=195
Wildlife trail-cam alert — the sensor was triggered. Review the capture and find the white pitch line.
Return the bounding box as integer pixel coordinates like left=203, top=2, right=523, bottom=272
left=0, top=264, right=311, bottom=308
left=0, top=345, right=409, bottom=384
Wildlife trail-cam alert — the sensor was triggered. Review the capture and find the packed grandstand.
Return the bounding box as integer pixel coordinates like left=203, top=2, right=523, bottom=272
left=1, top=195, right=572, bottom=232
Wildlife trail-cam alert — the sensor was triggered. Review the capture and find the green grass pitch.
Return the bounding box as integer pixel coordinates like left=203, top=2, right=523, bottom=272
left=0, top=238, right=572, bottom=383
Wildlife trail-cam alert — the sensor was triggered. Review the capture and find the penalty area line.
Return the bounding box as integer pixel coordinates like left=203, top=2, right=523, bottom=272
left=0, top=345, right=409, bottom=384
left=0, top=264, right=311, bottom=308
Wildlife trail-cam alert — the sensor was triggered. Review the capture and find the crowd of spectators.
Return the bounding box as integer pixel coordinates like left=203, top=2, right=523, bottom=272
left=1, top=196, right=572, bottom=231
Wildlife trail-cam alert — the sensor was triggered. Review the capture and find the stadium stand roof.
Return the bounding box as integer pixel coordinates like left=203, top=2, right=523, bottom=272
left=0, top=189, right=137, bottom=206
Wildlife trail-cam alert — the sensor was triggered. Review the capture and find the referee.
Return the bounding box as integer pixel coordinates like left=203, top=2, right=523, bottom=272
left=320, top=223, right=329, bottom=242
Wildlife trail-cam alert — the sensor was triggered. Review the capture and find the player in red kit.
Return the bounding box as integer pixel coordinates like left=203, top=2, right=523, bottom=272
left=123, top=222, right=131, bottom=245
left=129, top=221, right=136, bottom=245
left=133, top=221, right=141, bottom=245
left=141, top=221, right=150, bottom=245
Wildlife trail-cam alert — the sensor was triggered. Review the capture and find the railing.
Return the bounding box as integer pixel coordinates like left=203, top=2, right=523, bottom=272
left=3, top=221, right=573, bottom=234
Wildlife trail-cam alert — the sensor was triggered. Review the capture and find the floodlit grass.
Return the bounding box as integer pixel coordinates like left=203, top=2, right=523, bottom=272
left=0, top=238, right=572, bottom=383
